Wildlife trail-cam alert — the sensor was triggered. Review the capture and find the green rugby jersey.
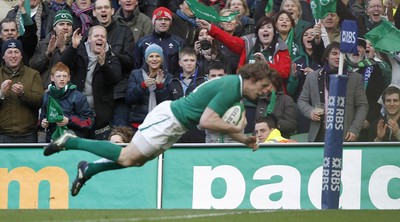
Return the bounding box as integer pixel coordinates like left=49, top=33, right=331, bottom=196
left=171, top=75, right=243, bottom=129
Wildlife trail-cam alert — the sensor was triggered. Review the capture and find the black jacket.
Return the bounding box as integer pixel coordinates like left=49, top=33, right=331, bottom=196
left=61, top=44, right=122, bottom=127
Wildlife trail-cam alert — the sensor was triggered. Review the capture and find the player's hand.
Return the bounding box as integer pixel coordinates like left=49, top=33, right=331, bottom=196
left=244, top=135, right=259, bottom=151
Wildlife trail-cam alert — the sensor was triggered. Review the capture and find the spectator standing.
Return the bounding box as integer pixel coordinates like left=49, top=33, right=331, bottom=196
left=225, top=0, right=255, bottom=36
left=346, top=37, right=386, bottom=141
left=30, top=9, right=73, bottom=89
left=297, top=42, right=368, bottom=142
left=6, top=0, right=51, bottom=40
left=44, top=0, right=72, bottom=39
left=197, top=16, right=291, bottom=85
left=193, top=27, right=232, bottom=74
left=215, top=9, right=241, bottom=73
left=287, top=26, right=322, bottom=133
left=369, top=86, right=400, bottom=142
left=169, top=47, right=207, bottom=143
left=169, top=0, right=198, bottom=47
left=126, top=44, right=172, bottom=129
left=61, top=26, right=122, bottom=140
left=113, top=0, right=153, bottom=43
left=1, top=10, right=38, bottom=65
left=93, top=0, right=136, bottom=127
left=70, top=0, right=95, bottom=37
left=40, top=62, right=94, bottom=142
left=0, top=39, right=44, bottom=143
left=134, top=6, right=185, bottom=76
left=280, top=0, right=311, bottom=55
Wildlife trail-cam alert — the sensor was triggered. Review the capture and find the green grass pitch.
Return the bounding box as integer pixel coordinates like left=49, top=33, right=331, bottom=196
left=0, top=209, right=399, bottom=222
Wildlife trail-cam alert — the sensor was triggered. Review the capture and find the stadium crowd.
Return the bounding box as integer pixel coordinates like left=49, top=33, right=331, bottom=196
left=1, top=0, right=400, bottom=143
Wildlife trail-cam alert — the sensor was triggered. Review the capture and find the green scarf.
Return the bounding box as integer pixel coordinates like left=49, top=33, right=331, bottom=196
left=346, top=57, right=377, bottom=70
left=47, top=82, right=76, bottom=140
left=266, top=90, right=276, bottom=115
left=48, top=82, right=77, bottom=99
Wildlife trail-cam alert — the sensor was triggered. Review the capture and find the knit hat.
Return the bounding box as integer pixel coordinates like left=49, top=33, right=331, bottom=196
left=53, top=10, right=73, bottom=27
left=2, top=39, right=23, bottom=57
left=145, top=44, right=164, bottom=61
left=152, top=7, right=173, bottom=25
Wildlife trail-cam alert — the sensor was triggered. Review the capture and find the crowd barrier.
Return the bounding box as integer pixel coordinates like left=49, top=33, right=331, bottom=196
left=0, top=142, right=399, bottom=209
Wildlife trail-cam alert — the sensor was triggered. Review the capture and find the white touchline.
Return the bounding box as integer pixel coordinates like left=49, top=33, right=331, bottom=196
left=34, top=210, right=273, bottom=222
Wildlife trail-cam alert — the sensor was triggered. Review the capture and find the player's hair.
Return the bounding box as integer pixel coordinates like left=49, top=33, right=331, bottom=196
left=238, top=62, right=272, bottom=81
left=255, top=115, right=278, bottom=129
left=179, top=47, right=197, bottom=59
left=267, top=69, right=283, bottom=92
left=207, top=61, right=227, bottom=74
left=382, top=86, right=400, bottom=102
left=108, top=126, right=135, bottom=143
left=51, top=62, right=70, bottom=76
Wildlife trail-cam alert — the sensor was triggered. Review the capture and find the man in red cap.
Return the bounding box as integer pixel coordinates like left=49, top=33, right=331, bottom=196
left=133, top=6, right=185, bottom=76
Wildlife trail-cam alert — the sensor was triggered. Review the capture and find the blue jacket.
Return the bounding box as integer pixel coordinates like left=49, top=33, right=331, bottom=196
left=126, top=68, right=172, bottom=124
left=134, top=31, right=185, bottom=76
left=40, top=85, right=94, bottom=142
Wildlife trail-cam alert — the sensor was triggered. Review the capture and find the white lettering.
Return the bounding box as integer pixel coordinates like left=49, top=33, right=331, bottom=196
left=192, top=165, right=245, bottom=209
left=250, top=166, right=301, bottom=209
left=369, top=165, right=400, bottom=209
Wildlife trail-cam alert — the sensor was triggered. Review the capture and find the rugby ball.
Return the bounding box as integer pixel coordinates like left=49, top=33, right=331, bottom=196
left=222, top=102, right=245, bottom=125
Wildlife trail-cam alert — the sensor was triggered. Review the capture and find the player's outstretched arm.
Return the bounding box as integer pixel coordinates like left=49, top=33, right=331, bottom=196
left=229, top=133, right=259, bottom=151
left=199, top=107, right=243, bottom=134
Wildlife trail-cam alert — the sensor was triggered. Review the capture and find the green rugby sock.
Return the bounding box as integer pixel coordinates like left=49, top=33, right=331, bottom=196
left=65, top=138, right=122, bottom=162
left=85, top=159, right=124, bottom=178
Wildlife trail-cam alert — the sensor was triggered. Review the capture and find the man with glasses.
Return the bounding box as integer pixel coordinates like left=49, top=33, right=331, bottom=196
left=93, top=0, right=135, bottom=127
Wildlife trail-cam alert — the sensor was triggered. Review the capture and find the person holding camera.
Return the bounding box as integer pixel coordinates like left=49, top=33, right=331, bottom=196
left=193, top=27, right=233, bottom=75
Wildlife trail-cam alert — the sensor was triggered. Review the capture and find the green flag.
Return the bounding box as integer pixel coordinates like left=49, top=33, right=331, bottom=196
left=365, top=20, right=400, bottom=53
left=310, top=0, right=337, bottom=19
left=47, top=96, right=67, bottom=140
left=265, top=0, right=274, bottom=14
left=287, top=29, right=295, bottom=59
left=185, top=0, right=239, bottom=22
left=18, top=0, right=31, bottom=36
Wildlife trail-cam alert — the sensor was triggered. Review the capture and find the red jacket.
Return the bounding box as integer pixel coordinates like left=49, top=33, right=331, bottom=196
left=209, top=24, right=291, bottom=84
